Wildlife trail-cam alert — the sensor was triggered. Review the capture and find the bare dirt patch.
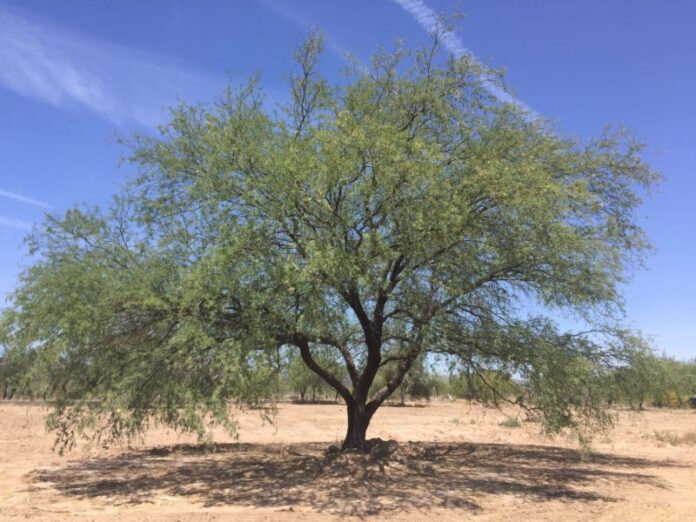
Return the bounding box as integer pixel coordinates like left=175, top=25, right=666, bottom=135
left=1, top=401, right=695, bottom=521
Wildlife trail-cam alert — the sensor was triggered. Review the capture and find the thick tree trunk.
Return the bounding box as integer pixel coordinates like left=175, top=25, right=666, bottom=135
left=342, top=400, right=372, bottom=450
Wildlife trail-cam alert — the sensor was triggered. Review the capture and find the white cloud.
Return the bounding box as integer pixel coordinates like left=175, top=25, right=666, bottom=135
left=0, top=216, right=32, bottom=230
left=391, top=0, right=537, bottom=116
left=0, top=188, right=54, bottom=209
left=0, top=5, right=223, bottom=127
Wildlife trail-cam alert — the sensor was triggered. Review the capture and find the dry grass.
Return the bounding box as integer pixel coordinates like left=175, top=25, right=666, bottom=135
left=499, top=417, right=522, bottom=428
left=653, top=430, right=696, bottom=446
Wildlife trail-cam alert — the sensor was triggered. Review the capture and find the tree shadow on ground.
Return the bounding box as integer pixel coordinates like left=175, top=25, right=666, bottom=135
left=28, top=442, right=681, bottom=517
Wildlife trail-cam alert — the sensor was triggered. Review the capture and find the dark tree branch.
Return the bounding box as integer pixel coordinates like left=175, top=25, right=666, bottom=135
left=313, top=334, right=359, bottom=386
left=367, top=344, right=420, bottom=412
left=291, top=335, right=352, bottom=403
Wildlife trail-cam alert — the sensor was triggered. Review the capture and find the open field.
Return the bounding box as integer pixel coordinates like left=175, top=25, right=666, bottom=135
left=1, top=401, right=695, bottom=521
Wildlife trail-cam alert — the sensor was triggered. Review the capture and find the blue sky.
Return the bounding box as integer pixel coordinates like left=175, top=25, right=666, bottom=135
left=0, top=0, right=694, bottom=359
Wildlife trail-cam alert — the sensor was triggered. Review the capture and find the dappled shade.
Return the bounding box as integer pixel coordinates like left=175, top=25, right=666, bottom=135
left=28, top=442, right=677, bottom=517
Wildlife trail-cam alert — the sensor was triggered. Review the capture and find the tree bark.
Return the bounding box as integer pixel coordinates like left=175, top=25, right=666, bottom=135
left=342, top=399, right=373, bottom=450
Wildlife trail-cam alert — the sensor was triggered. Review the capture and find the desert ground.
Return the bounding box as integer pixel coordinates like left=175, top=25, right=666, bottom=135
left=1, top=400, right=695, bottom=521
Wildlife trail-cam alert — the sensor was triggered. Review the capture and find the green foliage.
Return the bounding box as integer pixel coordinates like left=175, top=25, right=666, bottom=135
left=499, top=417, right=522, bottom=428
left=0, top=31, right=659, bottom=449
left=604, top=347, right=696, bottom=409
left=648, top=356, right=696, bottom=408
left=372, top=356, right=439, bottom=403
left=0, top=348, right=35, bottom=399
left=448, top=367, right=519, bottom=404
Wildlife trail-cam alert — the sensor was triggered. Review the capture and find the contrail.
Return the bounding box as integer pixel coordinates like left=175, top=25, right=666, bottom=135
left=0, top=188, right=54, bottom=209
left=390, top=0, right=537, bottom=116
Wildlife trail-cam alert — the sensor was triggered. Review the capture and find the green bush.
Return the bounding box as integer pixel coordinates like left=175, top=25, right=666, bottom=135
left=499, top=417, right=522, bottom=428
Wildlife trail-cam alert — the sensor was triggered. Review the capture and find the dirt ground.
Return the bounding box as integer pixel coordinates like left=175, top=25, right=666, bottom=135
left=1, top=400, right=694, bottom=521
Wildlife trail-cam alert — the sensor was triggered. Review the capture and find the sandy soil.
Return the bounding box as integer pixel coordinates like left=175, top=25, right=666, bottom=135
left=1, top=400, right=695, bottom=521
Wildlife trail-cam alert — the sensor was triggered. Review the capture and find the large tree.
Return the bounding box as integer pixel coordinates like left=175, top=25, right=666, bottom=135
left=0, top=34, right=657, bottom=451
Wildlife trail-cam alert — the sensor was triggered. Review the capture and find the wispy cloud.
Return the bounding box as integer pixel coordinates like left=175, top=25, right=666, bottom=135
left=0, top=216, right=32, bottom=230
left=0, top=4, right=223, bottom=127
left=390, top=0, right=537, bottom=116
left=0, top=188, right=54, bottom=209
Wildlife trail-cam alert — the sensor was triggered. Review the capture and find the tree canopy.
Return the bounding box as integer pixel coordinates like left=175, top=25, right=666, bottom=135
left=0, top=33, right=658, bottom=451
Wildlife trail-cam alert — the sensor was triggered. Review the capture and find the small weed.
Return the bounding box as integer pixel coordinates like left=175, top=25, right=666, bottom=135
left=654, top=431, right=696, bottom=446
left=450, top=417, right=460, bottom=425
left=499, top=417, right=522, bottom=428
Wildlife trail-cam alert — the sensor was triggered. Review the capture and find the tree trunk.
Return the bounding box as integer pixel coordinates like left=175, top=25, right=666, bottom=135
left=342, top=400, right=372, bottom=450
left=467, top=364, right=475, bottom=400
left=290, top=334, right=415, bottom=452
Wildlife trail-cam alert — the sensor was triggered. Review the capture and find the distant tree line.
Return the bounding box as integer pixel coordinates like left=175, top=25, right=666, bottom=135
left=2, top=346, right=694, bottom=410
left=264, top=349, right=696, bottom=409
left=0, top=348, right=47, bottom=400
left=601, top=351, right=696, bottom=409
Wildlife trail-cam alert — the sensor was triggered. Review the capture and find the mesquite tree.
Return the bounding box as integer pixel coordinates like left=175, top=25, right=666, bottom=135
left=0, top=34, right=656, bottom=451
